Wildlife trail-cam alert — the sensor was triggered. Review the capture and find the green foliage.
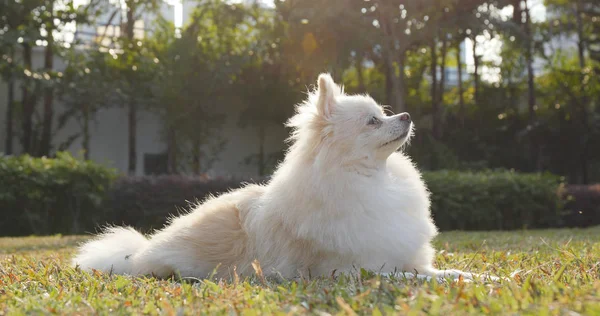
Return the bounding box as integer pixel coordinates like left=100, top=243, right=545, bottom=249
left=0, top=152, right=117, bottom=236
left=236, top=6, right=304, bottom=176
left=95, top=171, right=568, bottom=234
left=0, top=0, right=102, bottom=156
left=2, top=228, right=600, bottom=314
left=0, top=160, right=594, bottom=235
left=562, top=184, right=600, bottom=228
left=146, top=1, right=266, bottom=173
left=1, top=0, right=600, bottom=185
left=424, top=170, right=565, bottom=231
left=55, top=49, right=116, bottom=155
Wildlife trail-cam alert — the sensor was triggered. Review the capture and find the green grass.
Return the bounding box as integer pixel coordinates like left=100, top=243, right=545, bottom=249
left=1, top=228, right=600, bottom=315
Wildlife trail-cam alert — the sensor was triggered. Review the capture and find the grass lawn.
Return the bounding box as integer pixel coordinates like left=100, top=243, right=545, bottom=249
left=1, top=227, right=599, bottom=315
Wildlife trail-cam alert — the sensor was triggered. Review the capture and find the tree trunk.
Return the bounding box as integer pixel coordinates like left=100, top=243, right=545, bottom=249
left=40, top=15, right=55, bottom=157
left=128, top=101, right=137, bottom=174
left=456, top=40, right=465, bottom=125
left=430, top=39, right=441, bottom=140
left=414, top=63, right=428, bottom=119
left=378, top=4, right=406, bottom=113
left=82, top=103, right=90, bottom=160
left=524, top=0, right=539, bottom=171
left=356, top=54, right=366, bottom=93
left=575, top=1, right=589, bottom=183
left=167, top=126, right=178, bottom=174
left=384, top=53, right=405, bottom=113
left=21, top=43, right=34, bottom=154
left=438, top=35, right=447, bottom=105
left=575, top=5, right=586, bottom=71
left=5, top=50, right=15, bottom=155
left=192, top=139, right=201, bottom=175
left=437, top=33, right=448, bottom=138
left=126, top=3, right=135, bottom=40
left=398, top=50, right=407, bottom=113
left=384, top=60, right=393, bottom=106
left=126, top=1, right=137, bottom=174
left=511, top=0, right=522, bottom=25
left=257, top=125, right=265, bottom=177
left=472, top=37, right=480, bottom=106
left=524, top=2, right=536, bottom=125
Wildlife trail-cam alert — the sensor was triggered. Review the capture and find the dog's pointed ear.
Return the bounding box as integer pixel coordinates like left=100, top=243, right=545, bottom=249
left=316, top=73, right=339, bottom=118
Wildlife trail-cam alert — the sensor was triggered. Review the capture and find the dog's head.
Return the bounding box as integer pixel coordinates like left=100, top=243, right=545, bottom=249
left=287, top=73, right=413, bottom=169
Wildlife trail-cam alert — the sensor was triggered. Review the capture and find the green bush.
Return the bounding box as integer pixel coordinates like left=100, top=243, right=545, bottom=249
left=0, top=152, right=117, bottom=236
left=0, top=156, right=570, bottom=236
left=423, top=170, right=565, bottom=231
left=562, top=184, right=600, bottom=228
left=101, top=171, right=566, bottom=233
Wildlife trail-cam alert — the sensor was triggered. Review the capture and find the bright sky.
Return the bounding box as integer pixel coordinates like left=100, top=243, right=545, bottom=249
left=62, top=0, right=546, bottom=82
left=465, top=0, right=546, bottom=81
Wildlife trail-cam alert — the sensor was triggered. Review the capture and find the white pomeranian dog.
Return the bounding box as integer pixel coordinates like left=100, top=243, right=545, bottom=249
left=73, top=74, right=494, bottom=282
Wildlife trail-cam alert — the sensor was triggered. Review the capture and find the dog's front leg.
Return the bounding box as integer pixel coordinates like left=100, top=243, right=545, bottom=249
left=427, top=268, right=473, bottom=279
left=403, top=247, right=499, bottom=282
left=378, top=270, right=472, bottom=283
left=420, top=266, right=502, bottom=282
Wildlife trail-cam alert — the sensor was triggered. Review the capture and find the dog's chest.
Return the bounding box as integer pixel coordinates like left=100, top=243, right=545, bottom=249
left=292, top=175, right=434, bottom=253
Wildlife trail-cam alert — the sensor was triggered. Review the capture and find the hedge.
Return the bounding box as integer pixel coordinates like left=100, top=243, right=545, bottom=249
left=0, top=152, right=117, bottom=236
left=2, top=153, right=598, bottom=236
left=102, top=171, right=567, bottom=233
left=101, top=176, right=262, bottom=233
left=423, top=170, right=565, bottom=231
left=561, top=184, right=600, bottom=228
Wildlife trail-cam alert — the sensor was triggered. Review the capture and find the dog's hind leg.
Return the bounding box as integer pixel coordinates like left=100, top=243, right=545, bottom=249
left=131, top=193, right=253, bottom=279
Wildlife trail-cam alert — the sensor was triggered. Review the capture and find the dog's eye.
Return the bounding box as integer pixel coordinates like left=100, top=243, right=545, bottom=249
left=367, top=116, right=381, bottom=125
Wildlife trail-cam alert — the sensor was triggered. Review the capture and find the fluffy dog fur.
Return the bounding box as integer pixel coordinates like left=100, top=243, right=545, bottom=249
left=73, top=74, right=492, bottom=282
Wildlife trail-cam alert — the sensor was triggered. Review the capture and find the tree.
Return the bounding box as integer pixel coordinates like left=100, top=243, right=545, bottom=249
left=541, top=0, right=600, bottom=183
left=39, top=0, right=95, bottom=156
left=0, top=0, right=97, bottom=156
left=148, top=1, right=256, bottom=174
left=56, top=50, right=114, bottom=159
left=273, top=0, right=371, bottom=87
left=0, top=0, right=43, bottom=155
left=0, top=44, right=17, bottom=154
left=237, top=6, right=302, bottom=176
left=90, top=0, right=160, bottom=173
left=455, top=36, right=466, bottom=124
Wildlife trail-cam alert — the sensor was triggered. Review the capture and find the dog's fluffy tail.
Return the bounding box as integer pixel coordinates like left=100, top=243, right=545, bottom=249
left=72, top=226, right=149, bottom=275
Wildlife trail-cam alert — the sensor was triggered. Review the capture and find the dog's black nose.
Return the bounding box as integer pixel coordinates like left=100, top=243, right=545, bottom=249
left=399, top=112, right=411, bottom=121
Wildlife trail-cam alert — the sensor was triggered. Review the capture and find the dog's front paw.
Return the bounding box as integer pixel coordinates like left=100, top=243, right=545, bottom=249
left=435, top=269, right=473, bottom=280
left=433, top=269, right=506, bottom=283
left=481, top=274, right=510, bottom=282
left=379, top=271, right=433, bottom=282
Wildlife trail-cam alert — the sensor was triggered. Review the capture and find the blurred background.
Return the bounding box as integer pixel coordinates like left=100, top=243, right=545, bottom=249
left=0, top=0, right=599, bottom=236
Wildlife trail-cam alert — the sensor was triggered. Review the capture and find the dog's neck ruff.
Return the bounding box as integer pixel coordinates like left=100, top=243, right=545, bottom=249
left=339, top=157, right=387, bottom=177
left=307, top=144, right=388, bottom=178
